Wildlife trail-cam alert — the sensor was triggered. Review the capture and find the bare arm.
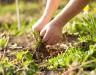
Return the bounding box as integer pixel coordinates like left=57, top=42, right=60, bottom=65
left=41, top=0, right=60, bottom=24
left=32, top=0, right=60, bottom=32
left=40, top=0, right=90, bottom=45
left=52, top=0, right=90, bottom=29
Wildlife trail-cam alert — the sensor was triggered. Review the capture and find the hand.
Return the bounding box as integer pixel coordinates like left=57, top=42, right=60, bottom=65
left=40, top=21, right=63, bottom=45
left=32, top=19, right=44, bottom=32
left=32, top=17, right=49, bottom=32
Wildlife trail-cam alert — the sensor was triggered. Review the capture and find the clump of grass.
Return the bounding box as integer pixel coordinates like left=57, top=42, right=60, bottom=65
left=0, top=35, right=9, bottom=50
left=48, top=47, right=84, bottom=69
left=48, top=45, right=96, bottom=71
left=32, top=32, right=49, bottom=62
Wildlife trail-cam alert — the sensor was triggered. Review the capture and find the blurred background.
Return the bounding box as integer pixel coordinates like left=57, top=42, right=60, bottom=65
left=0, top=0, right=68, bottom=24
left=0, top=0, right=95, bottom=24
left=0, top=0, right=68, bottom=35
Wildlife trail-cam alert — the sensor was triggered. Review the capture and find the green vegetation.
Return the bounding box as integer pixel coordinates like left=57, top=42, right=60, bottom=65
left=0, top=36, right=9, bottom=50
left=0, top=2, right=42, bottom=16
left=0, top=50, right=38, bottom=75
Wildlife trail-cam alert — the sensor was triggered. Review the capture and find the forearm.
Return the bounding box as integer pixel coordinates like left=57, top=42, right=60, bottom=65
left=41, top=0, right=60, bottom=23
left=53, top=0, right=90, bottom=28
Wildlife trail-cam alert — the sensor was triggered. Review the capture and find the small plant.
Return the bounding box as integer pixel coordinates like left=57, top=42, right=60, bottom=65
left=16, top=50, right=38, bottom=75
left=0, top=57, right=15, bottom=75
left=32, top=31, right=49, bottom=62
left=0, top=36, right=9, bottom=50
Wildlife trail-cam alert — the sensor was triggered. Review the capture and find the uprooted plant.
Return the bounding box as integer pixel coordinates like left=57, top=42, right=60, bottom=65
left=32, top=31, right=49, bottom=62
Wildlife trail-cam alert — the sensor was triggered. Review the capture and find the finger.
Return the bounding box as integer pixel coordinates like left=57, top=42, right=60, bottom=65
left=40, top=28, right=46, bottom=37
left=47, top=37, right=58, bottom=45
left=42, top=30, right=50, bottom=43
left=32, top=23, right=42, bottom=32
left=48, top=34, right=62, bottom=45
left=32, top=25, right=39, bottom=32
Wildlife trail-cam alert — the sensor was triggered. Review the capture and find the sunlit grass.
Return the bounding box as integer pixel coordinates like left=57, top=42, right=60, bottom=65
left=0, top=2, right=42, bottom=16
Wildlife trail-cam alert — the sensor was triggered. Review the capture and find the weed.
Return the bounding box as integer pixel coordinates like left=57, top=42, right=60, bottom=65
left=0, top=36, right=9, bottom=50
left=32, top=31, right=49, bottom=62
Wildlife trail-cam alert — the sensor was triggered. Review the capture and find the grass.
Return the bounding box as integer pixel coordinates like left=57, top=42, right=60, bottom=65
left=65, top=14, right=96, bottom=42
left=0, top=2, right=42, bottom=16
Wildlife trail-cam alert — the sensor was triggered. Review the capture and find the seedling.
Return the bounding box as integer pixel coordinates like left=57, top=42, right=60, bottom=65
left=0, top=36, right=9, bottom=50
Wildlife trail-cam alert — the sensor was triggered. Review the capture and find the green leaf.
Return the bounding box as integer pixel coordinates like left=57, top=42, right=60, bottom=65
left=16, top=50, right=28, bottom=60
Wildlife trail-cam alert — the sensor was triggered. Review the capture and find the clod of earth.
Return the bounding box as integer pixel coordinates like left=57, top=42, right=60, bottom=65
left=33, top=41, right=50, bottom=63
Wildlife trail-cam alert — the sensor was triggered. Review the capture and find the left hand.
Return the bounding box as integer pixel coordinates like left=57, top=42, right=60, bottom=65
left=40, top=21, right=63, bottom=45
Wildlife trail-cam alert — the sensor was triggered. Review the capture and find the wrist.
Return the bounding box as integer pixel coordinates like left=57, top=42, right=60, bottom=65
left=52, top=18, right=65, bottom=30
left=40, top=15, right=52, bottom=24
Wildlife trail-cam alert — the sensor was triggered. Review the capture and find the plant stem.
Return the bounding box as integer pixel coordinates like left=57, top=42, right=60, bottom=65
left=16, top=0, right=21, bottom=30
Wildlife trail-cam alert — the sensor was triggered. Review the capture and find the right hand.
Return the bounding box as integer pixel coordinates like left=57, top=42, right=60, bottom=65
left=40, top=21, right=63, bottom=45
